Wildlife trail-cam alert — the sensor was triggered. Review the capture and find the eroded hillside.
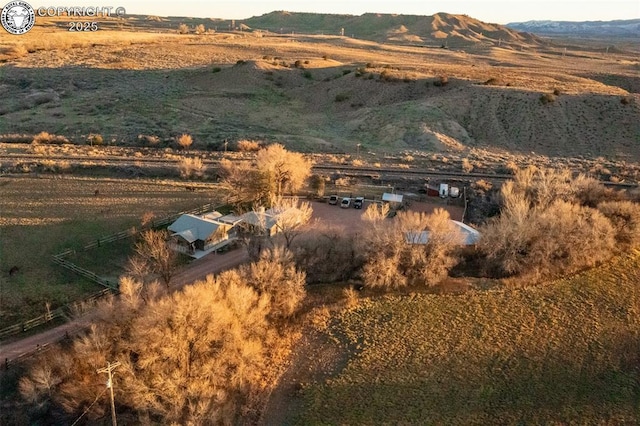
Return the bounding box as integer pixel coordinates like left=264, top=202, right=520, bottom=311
left=0, top=14, right=638, bottom=160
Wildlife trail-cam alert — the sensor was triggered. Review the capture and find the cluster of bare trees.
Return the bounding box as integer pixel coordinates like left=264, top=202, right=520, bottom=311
left=360, top=205, right=464, bottom=288
left=478, top=166, right=640, bottom=278
left=20, top=250, right=306, bottom=424
left=292, top=225, right=362, bottom=283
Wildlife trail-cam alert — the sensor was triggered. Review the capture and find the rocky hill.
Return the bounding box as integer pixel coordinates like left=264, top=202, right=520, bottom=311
left=243, top=11, right=546, bottom=48
left=1, top=15, right=638, bottom=162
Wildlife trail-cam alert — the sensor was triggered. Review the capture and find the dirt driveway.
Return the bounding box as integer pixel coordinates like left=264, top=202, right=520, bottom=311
left=0, top=248, right=248, bottom=365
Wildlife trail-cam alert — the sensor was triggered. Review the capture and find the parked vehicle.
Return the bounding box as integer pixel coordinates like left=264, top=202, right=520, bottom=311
left=329, top=195, right=339, bottom=205
left=439, top=183, right=449, bottom=198
left=340, top=197, right=351, bottom=208
left=353, top=197, right=364, bottom=209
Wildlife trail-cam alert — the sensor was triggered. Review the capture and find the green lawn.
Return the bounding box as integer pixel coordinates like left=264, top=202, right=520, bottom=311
left=296, top=250, right=640, bottom=424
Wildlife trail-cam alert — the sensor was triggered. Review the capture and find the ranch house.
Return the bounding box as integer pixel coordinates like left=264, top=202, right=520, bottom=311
left=167, top=213, right=234, bottom=258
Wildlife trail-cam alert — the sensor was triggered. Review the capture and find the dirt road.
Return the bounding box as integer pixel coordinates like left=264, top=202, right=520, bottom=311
left=0, top=247, right=248, bottom=365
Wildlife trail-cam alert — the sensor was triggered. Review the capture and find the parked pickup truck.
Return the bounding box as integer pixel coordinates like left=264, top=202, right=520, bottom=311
left=353, top=197, right=364, bottom=209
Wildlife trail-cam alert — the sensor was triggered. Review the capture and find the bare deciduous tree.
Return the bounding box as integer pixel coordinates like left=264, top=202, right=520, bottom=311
left=240, top=246, right=306, bottom=319
left=219, top=158, right=275, bottom=207
left=177, top=23, right=189, bottom=34
left=363, top=202, right=389, bottom=223
left=292, top=225, right=362, bottom=283
left=20, top=274, right=283, bottom=425
left=362, top=253, right=406, bottom=289
left=124, top=275, right=273, bottom=424
left=309, top=174, right=326, bottom=198
left=130, top=230, right=179, bottom=286
left=271, top=196, right=313, bottom=249
left=479, top=168, right=620, bottom=278
left=597, top=200, right=640, bottom=248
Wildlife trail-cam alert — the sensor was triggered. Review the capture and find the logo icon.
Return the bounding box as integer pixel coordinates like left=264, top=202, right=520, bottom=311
left=1, top=1, right=35, bottom=35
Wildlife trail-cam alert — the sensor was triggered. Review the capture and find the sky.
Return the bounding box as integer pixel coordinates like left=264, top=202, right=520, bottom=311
left=34, top=1, right=640, bottom=23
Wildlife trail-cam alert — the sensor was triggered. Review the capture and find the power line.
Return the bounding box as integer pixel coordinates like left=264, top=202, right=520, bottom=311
left=70, top=387, right=108, bottom=426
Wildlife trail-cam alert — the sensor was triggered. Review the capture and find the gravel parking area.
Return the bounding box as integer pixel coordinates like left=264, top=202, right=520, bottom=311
left=307, top=197, right=465, bottom=234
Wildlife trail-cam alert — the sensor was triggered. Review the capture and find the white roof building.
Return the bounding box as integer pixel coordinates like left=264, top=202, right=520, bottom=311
left=382, top=193, right=403, bottom=203
left=405, top=221, right=481, bottom=246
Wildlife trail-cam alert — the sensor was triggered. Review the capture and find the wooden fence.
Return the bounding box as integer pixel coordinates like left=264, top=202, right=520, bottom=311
left=0, top=288, right=114, bottom=341
left=0, top=202, right=220, bottom=342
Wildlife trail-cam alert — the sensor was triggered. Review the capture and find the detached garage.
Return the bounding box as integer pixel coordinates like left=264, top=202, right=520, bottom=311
left=382, top=193, right=403, bottom=204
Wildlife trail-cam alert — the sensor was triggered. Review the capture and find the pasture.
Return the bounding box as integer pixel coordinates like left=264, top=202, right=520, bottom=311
left=292, top=251, right=640, bottom=424
left=0, top=175, right=223, bottom=327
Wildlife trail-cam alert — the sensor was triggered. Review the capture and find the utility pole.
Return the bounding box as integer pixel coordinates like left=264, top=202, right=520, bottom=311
left=97, top=361, right=121, bottom=426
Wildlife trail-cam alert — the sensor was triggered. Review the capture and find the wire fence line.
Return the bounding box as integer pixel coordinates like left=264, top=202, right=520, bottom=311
left=0, top=287, right=113, bottom=342
left=0, top=202, right=220, bottom=343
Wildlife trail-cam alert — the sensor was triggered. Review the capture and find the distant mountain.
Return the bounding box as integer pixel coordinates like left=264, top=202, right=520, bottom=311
left=243, top=11, right=546, bottom=48
left=507, top=19, right=640, bottom=37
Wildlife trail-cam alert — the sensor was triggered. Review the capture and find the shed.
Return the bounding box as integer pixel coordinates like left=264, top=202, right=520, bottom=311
left=425, top=184, right=440, bottom=197
left=382, top=193, right=403, bottom=203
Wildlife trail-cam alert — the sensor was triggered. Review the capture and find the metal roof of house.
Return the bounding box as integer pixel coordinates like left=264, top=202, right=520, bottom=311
left=173, top=229, right=199, bottom=244
left=451, top=221, right=481, bottom=245
left=240, top=211, right=278, bottom=229
left=168, top=214, right=225, bottom=242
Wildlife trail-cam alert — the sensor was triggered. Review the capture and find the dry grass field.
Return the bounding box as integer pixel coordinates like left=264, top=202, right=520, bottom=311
left=0, top=14, right=638, bottom=160
left=288, top=250, right=640, bottom=424
left=0, top=175, right=222, bottom=327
